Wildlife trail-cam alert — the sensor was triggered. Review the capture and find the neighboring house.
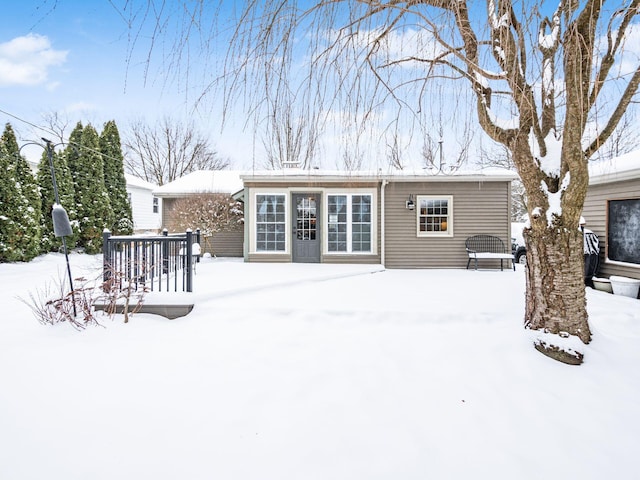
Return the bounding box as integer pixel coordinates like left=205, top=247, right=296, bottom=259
left=154, top=170, right=244, bottom=257
left=240, top=169, right=516, bottom=268
left=125, top=174, right=162, bottom=233
left=583, top=151, right=640, bottom=280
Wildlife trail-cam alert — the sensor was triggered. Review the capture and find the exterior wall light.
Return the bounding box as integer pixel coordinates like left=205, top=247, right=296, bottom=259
left=406, top=194, right=415, bottom=210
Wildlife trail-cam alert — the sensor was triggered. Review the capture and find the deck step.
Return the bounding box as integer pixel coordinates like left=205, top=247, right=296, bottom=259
left=94, top=303, right=194, bottom=319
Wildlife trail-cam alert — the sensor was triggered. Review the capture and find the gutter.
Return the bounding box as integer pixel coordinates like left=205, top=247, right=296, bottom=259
left=589, top=168, right=640, bottom=185
left=381, top=179, right=388, bottom=267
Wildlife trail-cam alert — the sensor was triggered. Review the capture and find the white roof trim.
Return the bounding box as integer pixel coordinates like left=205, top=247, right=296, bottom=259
left=589, top=150, right=640, bottom=185
left=241, top=169, right=517, bottom=183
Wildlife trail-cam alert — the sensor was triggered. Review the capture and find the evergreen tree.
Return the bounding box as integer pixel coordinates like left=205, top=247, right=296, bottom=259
left=37, top=148, right=79, bottom=253
left=0, top=143, right=21, bottom=262
left=0, top=123, right=42, bottom=261
left=100, top=120, right=133, bottom=235
left=71, top=124, right=114, bottom=253
left=65, top=121, right=83, bottom=188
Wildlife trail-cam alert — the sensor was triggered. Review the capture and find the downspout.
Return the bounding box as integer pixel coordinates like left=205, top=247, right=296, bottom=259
left=381, top=179, right=388, bottom=267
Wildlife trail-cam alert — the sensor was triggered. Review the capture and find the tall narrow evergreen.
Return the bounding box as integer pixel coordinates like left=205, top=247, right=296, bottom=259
left=0, top=123, right=41, bottom=261
left=0, top=144, right=21, bottom=262
left=37, top=148, right=79, bottom=253
left=71, top=124, right=114, bottom=253
left=100, top=120, right=132, bottom=235
left=65, top=121, right=83, bottom=188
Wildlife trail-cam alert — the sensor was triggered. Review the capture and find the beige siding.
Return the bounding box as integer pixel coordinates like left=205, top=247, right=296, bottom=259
left=161, top=198, right=176, bottom=230
left=243, top=178, right=512, bottom=268
left=248, top=253, right=291, bottom=263
left=584, top=178, right=640, bottom=279
left=198, top=231, right=244, bottom=257
left=384, top=181, right=511, bottom=269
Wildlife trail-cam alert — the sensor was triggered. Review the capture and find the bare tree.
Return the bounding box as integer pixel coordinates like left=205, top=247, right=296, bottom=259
left=262, top=93, right=320, bottom=169
left=123, top=117, right=229, bottom=185
left=591, top=110, right=640, bottom=162
left=40, top=111, right=72, bottom=145
left=479, top=143, right=527, bottom=221
left=386, top=133, right=404, bottom=170
left=121, top=1, right=640, bottom=362
left=421, top=127, right=472, bottom=174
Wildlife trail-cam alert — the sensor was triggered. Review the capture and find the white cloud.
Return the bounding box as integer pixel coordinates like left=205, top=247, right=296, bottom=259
left=0, top=33, right=67, bottom=87
left=64, top=102, right=96, bottom=113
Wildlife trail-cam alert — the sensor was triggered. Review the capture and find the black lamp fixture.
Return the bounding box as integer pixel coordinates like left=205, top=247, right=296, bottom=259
left=406, top=194, right=415, bottom=210
left=43, top=138, right=77, bottom=317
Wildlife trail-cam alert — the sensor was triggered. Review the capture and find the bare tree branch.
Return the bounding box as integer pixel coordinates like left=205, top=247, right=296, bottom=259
left=123, top=116, right=229, bottom=185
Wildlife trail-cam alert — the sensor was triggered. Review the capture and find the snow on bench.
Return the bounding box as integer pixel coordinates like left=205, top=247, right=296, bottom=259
left=465, top=234, right=515, bottom=271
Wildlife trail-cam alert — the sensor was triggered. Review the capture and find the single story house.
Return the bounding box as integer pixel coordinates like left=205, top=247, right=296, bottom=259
left=240, top=168, right=516, bottom=268
left=153, top=170, right=244, bottom=257
left=125, top=174, right=162, bottom=233
left=583, top=150, right=640, bottom=280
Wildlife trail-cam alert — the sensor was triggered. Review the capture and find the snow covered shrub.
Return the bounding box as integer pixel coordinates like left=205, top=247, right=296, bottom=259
left=99, top=260, right=148, bottom=323
left=21, top=274, right=100, bottom=330
left=114, top=216, right=134, bottom=236
left=22, top=257, right=151, bottom=328
left=167, top=193, right=244, bottom=235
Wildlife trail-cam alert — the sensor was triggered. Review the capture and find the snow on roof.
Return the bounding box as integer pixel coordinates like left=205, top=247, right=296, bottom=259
left=240, top=166, right=517, bottom=182
left=589, top=149, right=640, bottom=185
left=125, top=174, right=158, bottom=191
left=153, top=170, right=244, bottom=197
left=153, top=167, right=516, bottom=197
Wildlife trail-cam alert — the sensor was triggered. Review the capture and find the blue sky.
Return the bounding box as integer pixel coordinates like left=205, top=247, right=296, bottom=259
left=0, top=0, right=476, bottom=170
left=0, top=0, right=249, bottom=165
left=3, top=1, right=638, bottom=170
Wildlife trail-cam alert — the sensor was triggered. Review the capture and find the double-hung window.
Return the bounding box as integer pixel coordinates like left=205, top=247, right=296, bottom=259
left=327, top=194, right=372, bottom=253
left=256, top=194, right=286, bottom=251
left=417, top=195, right=453, bottom=237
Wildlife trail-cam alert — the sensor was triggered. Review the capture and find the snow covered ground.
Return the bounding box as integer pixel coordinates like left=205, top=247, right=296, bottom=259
left=1, top=253, right=639, bottom=480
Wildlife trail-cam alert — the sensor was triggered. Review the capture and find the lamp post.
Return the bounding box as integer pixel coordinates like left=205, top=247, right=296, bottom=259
left=43, top=138, right=77, bottom=317
left=19, top=139, right=77, bottom=317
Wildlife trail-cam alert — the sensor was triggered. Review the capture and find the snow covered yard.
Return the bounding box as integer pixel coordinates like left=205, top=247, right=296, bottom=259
left=1, top=254, right=639, bottom=480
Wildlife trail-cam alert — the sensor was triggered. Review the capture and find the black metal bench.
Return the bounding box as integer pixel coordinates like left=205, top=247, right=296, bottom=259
left=465, top=234, right=515, bottom=271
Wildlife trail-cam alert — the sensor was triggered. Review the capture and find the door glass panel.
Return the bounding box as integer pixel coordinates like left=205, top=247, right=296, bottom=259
left=327, top=195, right=347, bottom=251
left=296, top=196, right=317, bottom=241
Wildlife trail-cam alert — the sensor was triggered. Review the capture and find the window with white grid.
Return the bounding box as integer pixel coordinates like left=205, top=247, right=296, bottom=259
left=327, top=194, right=372, bottom=253
left=256, top=194, right=286, bottom=251
left=417, top=195, right=453, bottom=237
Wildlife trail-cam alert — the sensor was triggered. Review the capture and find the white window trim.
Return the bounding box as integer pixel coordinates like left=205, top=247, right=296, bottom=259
left=251, top=191, right=289, bottom=254
left=324, top=190, right=377, bottom=255
left=416, top=195, right=454, bottom=238
left=248, top=187, right=377, bottom=256
left=605, top=197, right=640, bottom=267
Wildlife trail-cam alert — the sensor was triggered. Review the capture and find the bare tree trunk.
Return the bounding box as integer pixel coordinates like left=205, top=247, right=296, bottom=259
left=524, top=226, right=590, bottom=361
